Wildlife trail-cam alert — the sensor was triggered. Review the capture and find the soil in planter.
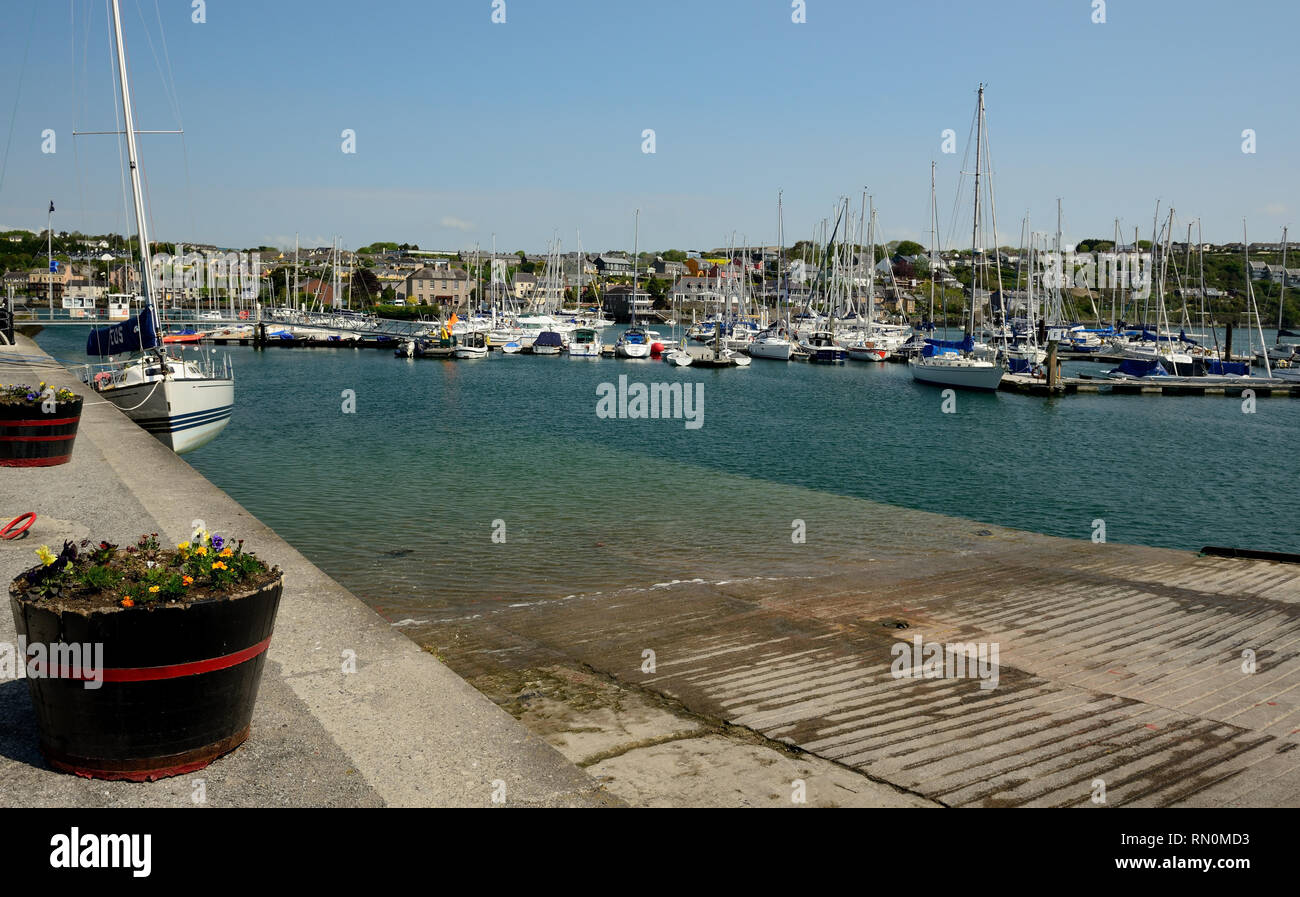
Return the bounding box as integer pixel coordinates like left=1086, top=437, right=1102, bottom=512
left=11, top=541, right=281, bottom=615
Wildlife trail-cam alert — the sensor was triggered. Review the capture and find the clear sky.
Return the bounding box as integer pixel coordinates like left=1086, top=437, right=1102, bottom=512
left=0, top=0, right=1295, bottom=253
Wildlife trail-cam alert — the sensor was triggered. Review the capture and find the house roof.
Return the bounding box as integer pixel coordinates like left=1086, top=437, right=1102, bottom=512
left=408, top=267, right=467, bottom=281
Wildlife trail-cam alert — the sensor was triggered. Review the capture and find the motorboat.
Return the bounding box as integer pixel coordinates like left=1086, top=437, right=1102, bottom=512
left=568, top=327, right=601, bottom=357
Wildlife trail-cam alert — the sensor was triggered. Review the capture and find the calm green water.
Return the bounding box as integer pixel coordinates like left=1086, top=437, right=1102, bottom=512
left=34, top=326, right=1300, bottom=620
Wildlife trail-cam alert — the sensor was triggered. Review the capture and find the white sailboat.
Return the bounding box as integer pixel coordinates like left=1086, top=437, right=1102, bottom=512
left=615, top=210, right=653, bottom=359
left=748, top=327, right=796, bottom=360
left=910, top=85, right=1003, bottom=392
left=84, top=0, right=233, bottom=453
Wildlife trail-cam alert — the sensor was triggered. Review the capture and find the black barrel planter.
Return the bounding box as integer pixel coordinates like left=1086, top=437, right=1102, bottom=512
left=0, top=396, right=83, bottom=467
left=9, top=574, right=282, bottom=781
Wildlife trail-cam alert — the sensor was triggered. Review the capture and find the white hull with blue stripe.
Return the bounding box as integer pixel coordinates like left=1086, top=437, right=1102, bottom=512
left=93, top=353, right=234, bottom=454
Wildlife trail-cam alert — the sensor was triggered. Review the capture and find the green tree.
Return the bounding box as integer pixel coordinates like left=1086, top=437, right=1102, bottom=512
left=349, top=268, right=381, bottom=305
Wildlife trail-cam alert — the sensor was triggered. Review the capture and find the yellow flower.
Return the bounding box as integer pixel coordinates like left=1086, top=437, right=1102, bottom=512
left=182, top=575, right=194, bottom=586
left=35, top=545, right=57, bottom=566
left=211, top=561, right=228, bottom=571
left=219, top=547, right=233, bottom=557
left=177, top=541, right=191, bottom=552
left=195, top=546, right=208, bottom=556
left=148, top=585, right=160, bottom=594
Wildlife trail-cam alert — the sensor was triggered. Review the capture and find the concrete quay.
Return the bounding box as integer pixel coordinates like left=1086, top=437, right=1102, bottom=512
left=0, top=335, right=617, bottom=807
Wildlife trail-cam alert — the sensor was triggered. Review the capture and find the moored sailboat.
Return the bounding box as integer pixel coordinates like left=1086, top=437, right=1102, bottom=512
left=910, top=85, right=1003, bottom=392
left=83, top=0, right=233, bottom=454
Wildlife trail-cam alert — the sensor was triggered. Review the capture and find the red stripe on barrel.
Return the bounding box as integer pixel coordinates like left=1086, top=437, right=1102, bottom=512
left=30, top=635, right=272, bottom=682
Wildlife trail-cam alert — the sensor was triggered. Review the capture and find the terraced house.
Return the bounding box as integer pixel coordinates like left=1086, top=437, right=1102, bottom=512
left=402, top=265, right=472, bottom=307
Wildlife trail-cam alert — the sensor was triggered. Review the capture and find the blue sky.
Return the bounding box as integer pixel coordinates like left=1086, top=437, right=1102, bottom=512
left=0, top=0, right=1295, bottom=253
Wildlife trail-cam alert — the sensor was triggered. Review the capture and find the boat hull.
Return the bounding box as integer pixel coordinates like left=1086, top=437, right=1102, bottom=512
left=102, top=377, right=234, bottom=454
left=908, top=357, right=1003, bottom=391
left=846, top=345, right=888, bottom=362
left=747, top=340, right=794, bottom=360
left=804, top=348, right=847, bottom=364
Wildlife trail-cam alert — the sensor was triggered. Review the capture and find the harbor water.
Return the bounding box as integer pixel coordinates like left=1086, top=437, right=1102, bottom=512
left=34, top=326, right=1300, bottom=624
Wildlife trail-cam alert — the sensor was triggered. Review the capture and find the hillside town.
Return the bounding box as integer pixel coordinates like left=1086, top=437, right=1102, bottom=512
left=3, top=227, right=1296, bottom=326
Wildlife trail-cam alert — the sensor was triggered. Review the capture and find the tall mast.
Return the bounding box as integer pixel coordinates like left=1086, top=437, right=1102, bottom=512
left=1054, top=197, right=1062, bottom=327
left=1113, top=218, right=1120, bottom=326
left=110, top=0, right=158, bottom=337
left=929, top=162, right=937, bottom=325
left=1243, top=221, right=1271, bottom=378
left=294, top=233, right=299, bottom=310
left=1160, top=209, right=1174, bottom=346
left=867, top=197, right=877, bottom=326
left=632, top=208, right=639, bottom=326
left=777, top=190, right=784, bottom=330
left=1198, top=220, right=1219, bottom=356
left=1278, top=226, right=1289, bottom=344
left=968, top=84, right=984, bottom=340
left=47, top=202, right=53, bottom=314
left=1025, top=214, right=1033, bottom=343
left=1147, top=202, right=1160, bottom=331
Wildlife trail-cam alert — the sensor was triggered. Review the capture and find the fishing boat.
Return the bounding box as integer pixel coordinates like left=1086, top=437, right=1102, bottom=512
left=81, top=0, right=233, bottom=454
left=567, top=327, right=601, bottom=357
left=453, top=331, right=489, bottom=359
left=910, top=85, right=1004, bottom=393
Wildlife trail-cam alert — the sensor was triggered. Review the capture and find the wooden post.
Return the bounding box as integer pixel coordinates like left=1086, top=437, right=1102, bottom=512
left=1224, top=321, right=1234, bottom=361
left=1047, top=340, right=1059, bottom=390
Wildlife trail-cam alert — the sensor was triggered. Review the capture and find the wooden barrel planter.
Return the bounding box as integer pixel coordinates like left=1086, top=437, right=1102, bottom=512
left=9, top=574, right=283, bottom=781
left=0, top=396, right=83, bottom=467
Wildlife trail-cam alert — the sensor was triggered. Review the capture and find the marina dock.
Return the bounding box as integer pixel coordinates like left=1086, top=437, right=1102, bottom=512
left=0, top=335, right=617, bottom=807
left=997, top=372, right=1300, bottom=397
